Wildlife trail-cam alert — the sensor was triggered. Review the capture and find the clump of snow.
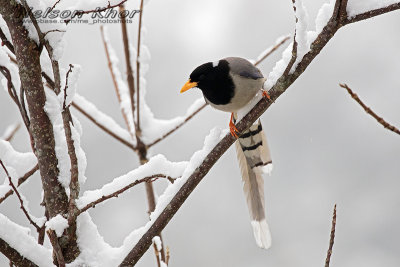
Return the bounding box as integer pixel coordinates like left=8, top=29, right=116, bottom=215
left=46, top=214, right=68, bottom=237
left=44, top=87, right=71, bottom=191
left=0, top=214, right=54, bottom=267
left=152, top=236, right=162, bottom=251
left=70, top=122, right=87, bottom=185
left=0, top=140, right=37, bottom=177
left=264, top=43, right=293, bottom=90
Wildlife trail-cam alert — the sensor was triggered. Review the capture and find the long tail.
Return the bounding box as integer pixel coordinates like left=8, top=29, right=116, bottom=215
left=235, top=118, right=272, bottom=249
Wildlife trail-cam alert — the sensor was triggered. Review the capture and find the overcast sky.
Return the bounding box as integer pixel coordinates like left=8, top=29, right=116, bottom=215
left=1, top=0, right=400, bottom=266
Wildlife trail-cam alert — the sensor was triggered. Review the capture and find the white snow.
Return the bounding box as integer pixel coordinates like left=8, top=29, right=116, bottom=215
left=70, top=121, right=87, bottom=185
left=0, top=213, right=54, bottom=267
left=46, top=214, right=69, bottom=237
left=290, top=0, right=310, bottom=73
left=44, top=87, right=71, bottom=191
left=0, top=140, right=37, bottom=177
left=251, top=34, right=291, bottom=65
left=347, top=0, right=400, bottom=17
left=73, top=94, right=135, bottom=147
left=77, top=154, right=188, bottom=209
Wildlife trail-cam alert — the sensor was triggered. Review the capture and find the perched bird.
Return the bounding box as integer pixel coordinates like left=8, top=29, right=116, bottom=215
left=180, top=57, right=273, bottom=249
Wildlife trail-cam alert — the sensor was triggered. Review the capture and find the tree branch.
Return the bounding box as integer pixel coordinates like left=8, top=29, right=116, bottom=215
left=0, top=164, right=39, bottom=205
left=339, top=83, right=400, bottom=135
left=325, top=204, right=337, bottom=267
left=254, top=35, right=291, bottom=67
left=2, top=123, right=21, bottom=142
left=0, top=238, right=37, bottom=267
left=345, top=3, right=400, bottom=24
left=78, top=174, right=176, bottom=215
left=67, top=0, right=129, bottom=22
left=0, top=160, right=41, bottom=232
left=119, top=1, right=400, bottom=265
left=147, top=103, right=207, bottom=148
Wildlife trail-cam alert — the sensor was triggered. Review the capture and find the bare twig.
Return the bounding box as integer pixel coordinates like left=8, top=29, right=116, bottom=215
left=63, top=64, right=74, bottom=110
left=340, top=84, right=400, bottom=136
left=0, top=164, right=39, bottom=205
left=2, top=124, right=21, bottom=142
left=47, top=230, right=66, bottom=267
left=136, top=0, right=144, bottom=134
left=0, top=160, right=41, bottom=231
left=48, top=0, right=62, bottom=14
left=0, top=27, right=14, bottom=54
left=78, top=174, right=176, bottom=215
left=100, top=26, right=136, bottom=138
left=68, top=0, right=129, bottom=21
left=254, top=36, right=291, bottom=66
left=325, top=204, right=337, bottom=267
left=43, top=29, right=66, bottom=38
left=147, top=103, right=207, bottom=148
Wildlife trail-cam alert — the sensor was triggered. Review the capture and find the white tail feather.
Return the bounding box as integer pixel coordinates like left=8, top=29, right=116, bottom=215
left=251, top=220, right=272, bottom=249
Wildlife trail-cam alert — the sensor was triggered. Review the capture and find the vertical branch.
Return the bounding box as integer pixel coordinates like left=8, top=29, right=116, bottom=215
left=136, top=0, right=144, bottom=134
left=119, top=4, right=136, bottom=128
left=325, top=204, right=337, bottom=267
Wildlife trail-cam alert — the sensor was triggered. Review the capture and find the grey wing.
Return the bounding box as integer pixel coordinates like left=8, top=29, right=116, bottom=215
left=224, top=57, right=264, bottom=80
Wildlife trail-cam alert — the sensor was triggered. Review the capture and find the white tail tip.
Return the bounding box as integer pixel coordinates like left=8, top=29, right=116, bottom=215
left=251, top=220, right=272, bottom=249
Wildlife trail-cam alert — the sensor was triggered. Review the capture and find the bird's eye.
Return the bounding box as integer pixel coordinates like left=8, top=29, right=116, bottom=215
left=199, top=74, right=205, bottom=80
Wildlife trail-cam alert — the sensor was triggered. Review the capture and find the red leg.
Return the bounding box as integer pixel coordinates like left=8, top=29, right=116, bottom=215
left=229, top=113, right=239, bottom=138
left=262, top=90, right=271, bottom=101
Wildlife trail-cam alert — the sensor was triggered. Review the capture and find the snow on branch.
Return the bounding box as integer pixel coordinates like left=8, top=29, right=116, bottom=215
left=0, top=213, right=54, bottom=267
left=76, top=154, right=187, bottom=212
left=340, top=84, right=400, bottom=135
left=1, top=123, right=20, bottom=142
left=146, top=98, right=207, bottom=147
left=101, top=26, right=137, bottom=142
left=72, top=94, right=134, bottom=149
left=252, top=35, right=291, bottom=66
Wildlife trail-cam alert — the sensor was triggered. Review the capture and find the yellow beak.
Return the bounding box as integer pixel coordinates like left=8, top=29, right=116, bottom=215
left=180, top=79, right=198, bottom=93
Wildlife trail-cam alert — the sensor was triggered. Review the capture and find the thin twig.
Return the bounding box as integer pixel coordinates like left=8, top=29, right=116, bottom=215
left=340, top=84, right=400, bottom=135
left=100, top=26, right=136, bottom=138
left=78, top=174, right=176, bottom=215
left=63, top=64, right=74, bottom=110
left=3, top=124, right=21, bottom=142
left=0, top=164, right=39, bottom=205
left=0, top=27, right=14, bottom=54
left=136, top=0, right=144, bottom=134
left=48, top=0, right=62, bottom=14
left=0, top=160, right=41, bottom=231
left=283, top=0, right=299, bottom=76
left=67, top=0, right=129, bottom=22
left=147, top=103, right=207, bottom=148
left=254, top=36, right=291, bottom=66
left=325, top=204, right=337, bottom=267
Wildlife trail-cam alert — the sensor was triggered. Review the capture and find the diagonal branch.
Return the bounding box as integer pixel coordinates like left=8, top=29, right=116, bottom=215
left=340, top=83, right=400, bottom=136
left=254, top=35, right=291, bottom=66
left=0, top=164, right=39, bottom=205
left=2, top=123, right=21, bottom=142
left=78, top=174, right=176, bottom=215
left=0, top=160, right=41, bottom=232
left=67, top=0, right=129, bottom=23
left=345, top=3, right=400, bottom=24
left=119, top=1, right=400, bottom=265
left=0, top=238, right=37, bottom=267
left=147, top=103, right=207, bottom=148
left=325, top=204, right=337, bottom=267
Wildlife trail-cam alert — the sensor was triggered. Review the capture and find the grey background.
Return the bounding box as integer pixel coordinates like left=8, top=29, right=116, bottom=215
left=1, top=0, right=400, bottom=266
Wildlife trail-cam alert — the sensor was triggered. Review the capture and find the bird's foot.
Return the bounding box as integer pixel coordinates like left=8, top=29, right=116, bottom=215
left=262, top=90, right=271, bottom=101
left=229, top=113, right=239, bottom=138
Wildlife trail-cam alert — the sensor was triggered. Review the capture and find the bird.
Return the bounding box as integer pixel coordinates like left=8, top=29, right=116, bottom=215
left=180, top=57, right=273, bottom=249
